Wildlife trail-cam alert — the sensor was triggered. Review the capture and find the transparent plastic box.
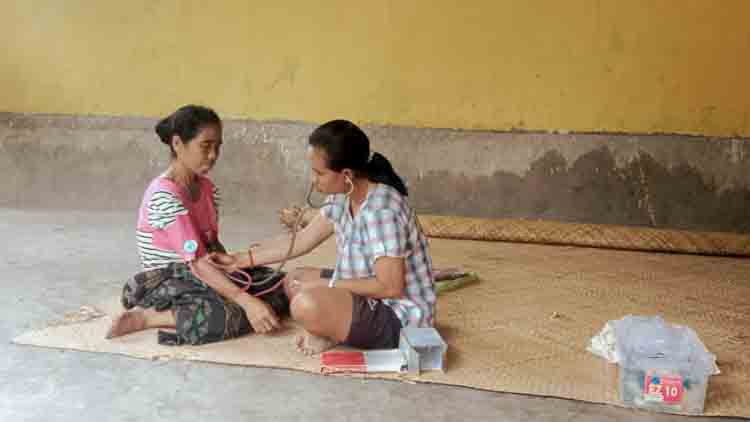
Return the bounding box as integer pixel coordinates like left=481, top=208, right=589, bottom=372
left=399, top=327, right=447, bottom=374
left=614, top=316, right=715, bottom=415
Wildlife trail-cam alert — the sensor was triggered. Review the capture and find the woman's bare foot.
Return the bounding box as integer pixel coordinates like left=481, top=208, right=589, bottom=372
left=295, top=331, right=337, bottom=356
left=106, top=308, right=147, bottom=339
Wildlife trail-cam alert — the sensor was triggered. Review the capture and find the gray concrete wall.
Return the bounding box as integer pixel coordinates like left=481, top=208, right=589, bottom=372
left=2, top=112, right=749, bottom=233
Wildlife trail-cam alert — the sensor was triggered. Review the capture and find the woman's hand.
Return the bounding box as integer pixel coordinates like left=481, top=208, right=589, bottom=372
left=191, top=256, right=278, bottom=333
left=234, top=294, right=280, bottom=334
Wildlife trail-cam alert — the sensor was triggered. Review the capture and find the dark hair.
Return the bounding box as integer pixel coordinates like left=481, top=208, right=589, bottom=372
left=155, top=104, right=221, bottom=156
left=308, top=119, right=408, bottom=196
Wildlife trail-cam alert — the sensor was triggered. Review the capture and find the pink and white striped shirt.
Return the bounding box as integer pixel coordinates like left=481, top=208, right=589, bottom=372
left=135, top=175, right=221, bottom=270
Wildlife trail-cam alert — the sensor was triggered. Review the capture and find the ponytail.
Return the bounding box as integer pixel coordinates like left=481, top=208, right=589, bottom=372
left=309, top=119, right=408, bottom=197
left=365, top=152, right=408, bottom=196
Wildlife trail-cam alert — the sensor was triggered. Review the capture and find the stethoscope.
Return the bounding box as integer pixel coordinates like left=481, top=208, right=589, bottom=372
left=204, top=175, right=354, bottom=295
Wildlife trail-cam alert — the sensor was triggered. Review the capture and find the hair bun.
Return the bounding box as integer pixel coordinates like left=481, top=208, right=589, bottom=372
left=155, top=116, right=173, bottom=145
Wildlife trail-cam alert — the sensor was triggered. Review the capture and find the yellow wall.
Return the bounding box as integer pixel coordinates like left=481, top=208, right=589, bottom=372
left=2, top=1, right=749, bottom=137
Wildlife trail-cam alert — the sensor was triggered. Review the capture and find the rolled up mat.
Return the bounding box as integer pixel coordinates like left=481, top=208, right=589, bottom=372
left=417, top=215, right=750, bottom=257
left=278, top=207, right=750, bottom=257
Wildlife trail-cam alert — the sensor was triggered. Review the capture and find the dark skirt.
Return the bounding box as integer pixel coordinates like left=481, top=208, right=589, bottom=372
left=120, top=263, right=289, bottom=346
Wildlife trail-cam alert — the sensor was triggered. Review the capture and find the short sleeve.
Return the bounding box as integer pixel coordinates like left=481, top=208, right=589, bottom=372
left=147, top=191, right=203, bottom=261
left=365, top=208, right=408, bottom=260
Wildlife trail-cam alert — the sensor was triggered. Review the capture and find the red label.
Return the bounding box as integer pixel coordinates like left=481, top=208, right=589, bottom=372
left=643, top=374, right=684, bottom=404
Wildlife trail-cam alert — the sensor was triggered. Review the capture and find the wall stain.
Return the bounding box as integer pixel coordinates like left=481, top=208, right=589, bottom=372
left=3, top=114, right=749, bottom=234
left=266, top=57, right=301, bottom=91
left=609, top=30, right=625, bottom=54
left=411, top=147, right=750, bottom=234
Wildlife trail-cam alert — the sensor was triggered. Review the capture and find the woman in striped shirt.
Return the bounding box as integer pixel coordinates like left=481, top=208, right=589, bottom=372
left=107, top=105, right=287, bottom=345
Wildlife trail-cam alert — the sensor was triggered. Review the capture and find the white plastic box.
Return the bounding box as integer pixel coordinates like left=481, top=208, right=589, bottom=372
left=399, top=327, right=448, bottom=374
left=614, top=316, right=715, bottom=415
left=618, top=364, right=710, bottom=415
left=321, top=327, right=448, bottom=375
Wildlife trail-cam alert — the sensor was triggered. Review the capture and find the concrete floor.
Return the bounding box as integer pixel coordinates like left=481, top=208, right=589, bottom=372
left=1, top=207, right=744, bottom=422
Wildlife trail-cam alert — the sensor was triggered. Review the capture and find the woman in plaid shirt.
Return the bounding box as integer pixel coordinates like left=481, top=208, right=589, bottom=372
left=213, top=120, right=437, bottom=354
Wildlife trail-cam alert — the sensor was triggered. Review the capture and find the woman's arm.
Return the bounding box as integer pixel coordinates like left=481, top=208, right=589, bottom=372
left=336, top=256, right=406, bottom=298
left=230, top=212, right=334, bottom=268
left=288, top=257, right=406, bottom=300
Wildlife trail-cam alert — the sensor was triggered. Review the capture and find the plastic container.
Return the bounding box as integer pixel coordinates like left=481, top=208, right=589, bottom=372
left=614, top=316, right=715, bottom=415
left=399, top=327, right=448, bottom=374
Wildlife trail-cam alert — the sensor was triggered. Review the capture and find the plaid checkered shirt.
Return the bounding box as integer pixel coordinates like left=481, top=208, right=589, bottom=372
left=321, top=183, right=436, bottom=328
